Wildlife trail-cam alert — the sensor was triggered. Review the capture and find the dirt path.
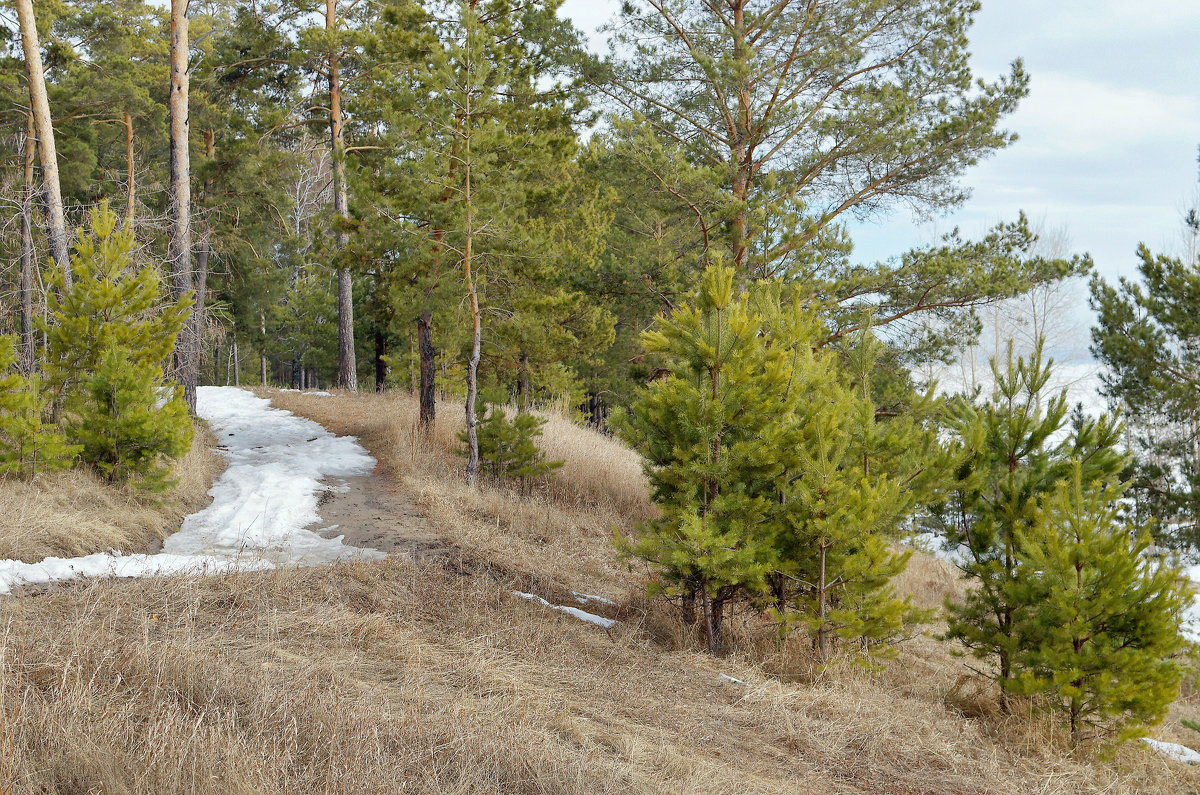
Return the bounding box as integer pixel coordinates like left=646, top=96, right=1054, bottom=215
left=315, top=473, right=452, bottom=562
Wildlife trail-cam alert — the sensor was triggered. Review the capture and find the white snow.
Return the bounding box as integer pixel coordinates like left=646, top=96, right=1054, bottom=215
left=514, top=590, right=617, bottom=629
left=571, top=591, right=617, bottom=607
left=1143, top=738, right=1200, bottom=765
left=0, top=386, right=382, bottom=595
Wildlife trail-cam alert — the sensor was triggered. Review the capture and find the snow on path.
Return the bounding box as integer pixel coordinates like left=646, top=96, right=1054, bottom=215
left=0, top=387, right=382, bottom=595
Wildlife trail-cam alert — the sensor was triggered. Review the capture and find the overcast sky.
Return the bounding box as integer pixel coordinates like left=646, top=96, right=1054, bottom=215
left=559, top=0, right=1200, bottom=281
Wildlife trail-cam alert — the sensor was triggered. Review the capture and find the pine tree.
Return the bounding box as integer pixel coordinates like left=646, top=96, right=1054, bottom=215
left=0, top=336, right=77, bottom=479
left=1089, top=209, right=1200, bottom=550
left=461, top=405, right=563, bottom=494
left=72, top=344, right=193, bottom=490
left=43, top=203, right=194, bottom=490
left=938, top=341, right=1126, bottom=709
left=1013, top=462, right=1187, bottom=748
left=617, top=265, right=782, bottom=654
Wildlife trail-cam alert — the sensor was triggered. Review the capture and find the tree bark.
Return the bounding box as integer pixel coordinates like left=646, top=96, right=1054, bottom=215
left=374, top=326, right=387, bottom=391
left=260, top=308, right=268, bottom=386
left=168, top=0, right=195, bottom=412
left=18, top=112, right=36, bottom=374
left=123, top=110, right=136, bottom=228
left=191, top=128, right=215, bottom=393
left=15, top=0, right=70, bottom=288
left=464, top=180, right=481, bottom=487
left=518, top=351, right=531, bottom=411
left=417, top=311, right=435, bottom=429
left=327, top=0, right=358, bottom=392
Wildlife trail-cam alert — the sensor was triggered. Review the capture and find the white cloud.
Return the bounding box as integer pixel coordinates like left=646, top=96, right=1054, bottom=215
left=1010, top=74, right=1200, bottom=157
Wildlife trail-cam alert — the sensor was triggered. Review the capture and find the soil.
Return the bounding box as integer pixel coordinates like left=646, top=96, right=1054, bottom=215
left=315, top=472, right=451, bottom=562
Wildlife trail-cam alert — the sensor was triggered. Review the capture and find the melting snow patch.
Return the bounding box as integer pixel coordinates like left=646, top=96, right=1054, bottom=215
left=1143, top=738, right=1200, bottom=765
left=514, top=591, right=617, bottom=629
left=0, top=386, right=382, bottom=595
left=571, top=591, right=617, bottom=607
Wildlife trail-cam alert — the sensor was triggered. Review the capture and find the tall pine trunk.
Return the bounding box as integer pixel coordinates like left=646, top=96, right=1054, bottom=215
left=327, top=0, right=358, bottom=392
left=18, top=112, right=36, bottom=374
left=417, top=311, right=436, bottom=429
left=463, top=164, right=481, bottom=486
left=123, top=111, right=136, bottom=228
left=191, top=128, right=215, bottom=389
left=168, top=0, right=196, bottom=412
left=462, top=8, right=481, bottom=487
left=15, top=0, right=70, bottom=288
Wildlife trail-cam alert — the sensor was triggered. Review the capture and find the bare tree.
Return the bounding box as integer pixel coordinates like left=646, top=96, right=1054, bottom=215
left=15, top=0, right=71, bottom=288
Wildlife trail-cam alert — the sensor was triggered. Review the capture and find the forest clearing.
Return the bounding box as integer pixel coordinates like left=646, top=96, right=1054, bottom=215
left=2, top=0, right=1200, bottom=791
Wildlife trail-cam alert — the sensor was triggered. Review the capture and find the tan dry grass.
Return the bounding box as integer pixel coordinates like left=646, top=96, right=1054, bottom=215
left=2, top=559, right=1195, bottom=795
left=0, top=422, right=222, bottom=563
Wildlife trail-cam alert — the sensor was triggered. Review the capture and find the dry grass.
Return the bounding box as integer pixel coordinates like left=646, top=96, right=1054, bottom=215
left=3, top=560, right=1196, bottom=795
left=0, top=387, right=1197, bottom=794
left=0, top=423, right=222, bottom=563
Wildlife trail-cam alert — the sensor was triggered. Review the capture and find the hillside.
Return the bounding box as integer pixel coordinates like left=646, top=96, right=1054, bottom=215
left=0, top=388, right=1195, bottom=794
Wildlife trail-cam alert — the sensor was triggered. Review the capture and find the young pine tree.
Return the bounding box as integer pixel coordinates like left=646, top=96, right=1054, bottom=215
left=1013, top=462, right=1187, bottom=748
left=462, top=405, right=563, bottom=494
left=0, top=336, right=77, bottom=479
left=616, top=265, right=783, bottom=654
left=764, top=315, right=936, bottom=661
left=940, top=341, right=1126, bottom=708
left=44, top=203, right=194, bottom=490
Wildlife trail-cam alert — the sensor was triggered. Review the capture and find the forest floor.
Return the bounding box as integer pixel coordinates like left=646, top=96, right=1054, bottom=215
left=0, top=387, right=1197, bottom=794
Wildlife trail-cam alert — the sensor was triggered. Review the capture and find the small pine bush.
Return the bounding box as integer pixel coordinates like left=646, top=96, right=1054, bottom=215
left=461, top=405, right=562, bottom=493
left=72, top=345, right=193, bottom=491
left=44, top=202, right=194, bottom=491
left=0, top=335, right=78, bottom=478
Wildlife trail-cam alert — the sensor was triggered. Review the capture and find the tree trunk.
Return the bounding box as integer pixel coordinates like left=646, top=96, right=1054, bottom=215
left=260, top=308, right=268, bottom=386
left=464, top=201, right=481, bottom=486
left=232, top=337, right=240, bottom=386
left=194, top=240, right=209, bottom=379
left=168, top=0, right=195, bottom=412
left=681, top=587, right=696, bottom=626
left=15, top=0, right=70, bottom=288
left=816, top=542, right=830, bottom=661
left=518, top=351, right=531, bottom=411
left=418, top=311, right=435, bottom=429
left=729, top=0, right=751, bottom=275
left=702, top=587, right=726, bottom=655
left=291, top=359, right=301, bottom=389
left=374, top=327, right=387, bottom=391
left=18, top=112, right=36, bottom=374
left=327, top=0, right=357, bottom=392
left=123, top=110, right=136, bottom=228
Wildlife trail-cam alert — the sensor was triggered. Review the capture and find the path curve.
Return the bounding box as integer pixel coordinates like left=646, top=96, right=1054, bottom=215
left=0, top=387, right=383, bottom=594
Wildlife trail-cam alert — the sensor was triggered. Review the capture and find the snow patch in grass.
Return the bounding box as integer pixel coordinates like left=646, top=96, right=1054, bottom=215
left=1143, top=738, right=1200, bottom=765
left=514, top=591, right=617, bottom=629
left=571, top=591, right=617, bottom=607
left=0, top=387, right=381, bottom=594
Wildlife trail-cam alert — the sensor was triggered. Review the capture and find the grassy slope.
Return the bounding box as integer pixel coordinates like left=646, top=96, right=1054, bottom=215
left=0, top=422, right=221, bottom=563
left=0, top=389, right=1196, bottom=794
